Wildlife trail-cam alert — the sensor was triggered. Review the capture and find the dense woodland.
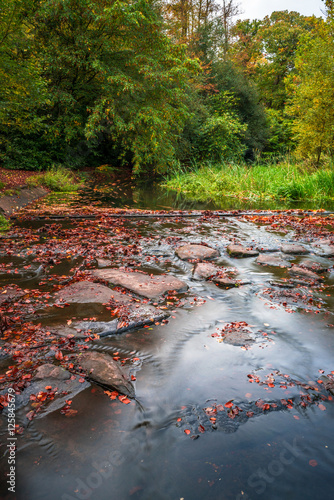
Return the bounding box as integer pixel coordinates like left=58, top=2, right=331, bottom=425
left=0, top=0, right=334, bottom=176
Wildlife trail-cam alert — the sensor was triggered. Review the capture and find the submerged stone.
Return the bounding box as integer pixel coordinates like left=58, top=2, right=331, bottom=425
left=74, top=351, right=135, bottom=398
left=256, top=254, right=291, bottom=268
left=91, top=269, right=187, bottom=299
left=176, top=244, right=218, bottom=260
left=281, top=244, right=309, bottom=255
left=226, top=244, right=259, bottom=258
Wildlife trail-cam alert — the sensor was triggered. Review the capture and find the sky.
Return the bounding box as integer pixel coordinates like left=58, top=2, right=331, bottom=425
left=236, top=0, right=325, bottom=20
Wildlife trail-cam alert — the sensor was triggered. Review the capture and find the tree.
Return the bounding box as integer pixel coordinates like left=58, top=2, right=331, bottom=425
left=287, top=20, right=334, bottom=163
left=0, top=0, right=199, bottom=173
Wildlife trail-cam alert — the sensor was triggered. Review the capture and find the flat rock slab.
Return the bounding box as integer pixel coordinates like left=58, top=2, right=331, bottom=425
left=300, top=260, right=329, bottom=274
left=256, top=254, right=291, bottom=268
left=281, top=244, right=309, bottom=255
left=256, top=246, right=279, bottom=252
left=212, top=276, right=250, bottom=288
left=288, top=266, right=322, bottom=281
left=176, top=244, right=218, bottom=260
left=91, top=269, right=187, bottom=299
left=74, top=351, right=135, bottom=398
left=34, top=363, right=71, bottom=380
left=96, top=258, right=113, bottom=268
left=227, top=244, right=259, bottom=258
left=55, top=281, right=116, bottom=304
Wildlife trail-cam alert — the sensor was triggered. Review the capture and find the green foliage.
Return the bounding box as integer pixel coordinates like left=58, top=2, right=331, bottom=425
left=27, top=166, right=82, bottom=192
left=0, top=214, right=11, bottom=232
left=287, top=20, right=334, bottom=164
left=164, top=159, right=334, bottom=202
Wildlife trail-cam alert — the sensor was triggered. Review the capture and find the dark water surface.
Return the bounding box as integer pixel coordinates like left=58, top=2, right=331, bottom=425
left=1, top=185, right=334, bottom=500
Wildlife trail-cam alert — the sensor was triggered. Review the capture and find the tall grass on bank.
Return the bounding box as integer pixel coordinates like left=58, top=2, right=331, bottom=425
left=27, top=165, right=82, bottom=192
left=163, top=160, right=334, bottom=203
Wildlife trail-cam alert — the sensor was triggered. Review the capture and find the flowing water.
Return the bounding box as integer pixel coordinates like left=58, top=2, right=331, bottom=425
left=1, top=184, right=334, bottom=500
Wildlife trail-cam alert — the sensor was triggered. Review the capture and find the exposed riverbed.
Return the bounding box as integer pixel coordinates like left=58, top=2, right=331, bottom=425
left=1, top=185, right=334, bottom=500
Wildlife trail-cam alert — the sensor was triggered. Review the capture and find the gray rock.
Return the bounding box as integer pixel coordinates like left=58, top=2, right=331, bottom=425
left=74, top=351, right=135, bottom=397
left=0, top=287, right=25, bottom=305
left=256, top=254, right=291, bottom=268
left=281, top=244, right=309, bottom=255
left=220, top=328, right=255, bottom=347
left=226, top=244, right=259, bottom=258
left=176, top=244, right=218, bottom=260
left=91, top=269, right=187, bottom=299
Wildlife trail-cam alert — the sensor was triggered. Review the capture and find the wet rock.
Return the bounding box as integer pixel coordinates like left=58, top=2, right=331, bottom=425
left=220, top=328, right=255, bottom=346
left=256, top=245, right=279, bottom=253
left=281, top=244, right=309, bottom=255
left=288, top=266, right=322, bottom=281
left=91, top=269, right=187, bottom=299
left=313, top=244, right=334, bottom=257
left=299, top=260, right=329, bottom=274
left=322, top=376, right=334, bottom=395
left=256, top=254, right=291, bottom=268
left=74, top=351, right=135, bottom=398
left=193, top=262, right=221, bottom=279
left=2, top=374, right=90, bottom=419
left=176, top=244, right=218, bottom=260
left=212, top=276, right=250, bottom=288
left=55, top=281, right=115, bottom=304
left=34, top=363, right=70, bottom=380
left=96, top=258, right=113, bottom=268
left=226, top=244, right=259, bottom=258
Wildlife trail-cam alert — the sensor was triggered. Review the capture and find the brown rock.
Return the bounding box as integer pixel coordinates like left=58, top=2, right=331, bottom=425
left=193, top=262, right=220, bottom=279
left=74, top=352, right=135, bottom=397
left=176, top=244, right=218, bottom=260
left=55, top=281, right=115, bottom=304
left=281, top=244, right=309, bottom=255
left=226, top=244, right=259, bottom=258
left=91, top=269, right=187, bottom=299
left=288, top=266, right=321, bottom=281
left=212, top=276, right=250, bottom=288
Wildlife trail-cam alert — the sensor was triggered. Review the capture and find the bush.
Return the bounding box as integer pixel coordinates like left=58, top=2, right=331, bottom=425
left=26, top=166, right=82, bottom=192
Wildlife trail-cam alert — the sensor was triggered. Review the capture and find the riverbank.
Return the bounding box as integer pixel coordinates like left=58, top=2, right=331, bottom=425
left=163, top=162, right=334, bottom=204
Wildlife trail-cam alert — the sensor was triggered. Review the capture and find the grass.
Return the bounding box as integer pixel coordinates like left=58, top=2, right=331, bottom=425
left=26, top=165, right=82, bottom=192
left=0, top=214, right=11, bottom=232
left=163, top=159, right=334, bottom=204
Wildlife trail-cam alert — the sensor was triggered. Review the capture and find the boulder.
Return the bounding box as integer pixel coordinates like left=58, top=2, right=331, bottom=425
left=176, top=244, right=218, bottom=260
left=212, top=276, right=250, bottom=288
left=74, top=351, right=135, bottom=398
left=91, top=269, right=187, bottom=299
left=226, top=244, right=259, bottom=258
left=281, top=244, right=309, bottom=255
left=256, top=254, right=291, bottom=268
left=96, top=258, right=113, bottom=268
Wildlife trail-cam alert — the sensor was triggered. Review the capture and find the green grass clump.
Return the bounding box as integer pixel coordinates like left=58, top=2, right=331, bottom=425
left=0, top=214, right=11, bottom=232
left=163, top=159, right=334, bottom=203
left=27, top=166, right=82, bottom=192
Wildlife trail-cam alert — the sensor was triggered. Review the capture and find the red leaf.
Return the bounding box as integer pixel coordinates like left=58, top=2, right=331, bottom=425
left=184, top=429, right=191, bottom=435
left=309, top=459, right=318, bottom=467
left=224, top=400, right=234, bottom=408
left=318, top=403, right=326, bottom=411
